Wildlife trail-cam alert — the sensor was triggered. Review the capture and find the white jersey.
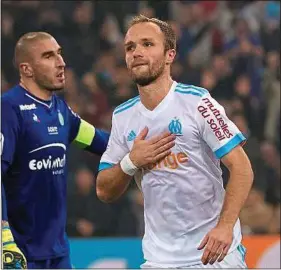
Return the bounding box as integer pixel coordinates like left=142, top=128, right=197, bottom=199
left=99, top=81, right=246, bottom=267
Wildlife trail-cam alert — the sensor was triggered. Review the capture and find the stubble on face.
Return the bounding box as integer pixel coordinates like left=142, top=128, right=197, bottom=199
left=129, top=58, right=166, bottom=86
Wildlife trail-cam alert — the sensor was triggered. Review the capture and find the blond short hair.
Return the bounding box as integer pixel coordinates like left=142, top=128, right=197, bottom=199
left=127, top=14, right=176, bottom=52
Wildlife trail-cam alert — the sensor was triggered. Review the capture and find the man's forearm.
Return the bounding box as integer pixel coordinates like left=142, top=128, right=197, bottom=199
left=218, top=166, right=253, bottom=229
left=2, top=179, right=10, bottom=226
left=85, top=129, right=109, bottom=155
left=73, top=119, right=110, bottom=155
left=2, top=220, right=9, bottom=226
left=96, top=164, right=132, bottom=203
left=1, top=166, right=8, bottom=223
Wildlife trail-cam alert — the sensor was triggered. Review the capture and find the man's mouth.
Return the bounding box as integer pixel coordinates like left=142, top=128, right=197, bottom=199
left=56, top=72, right=65, bottom=79
left=132, top=63, right=147, bottom=68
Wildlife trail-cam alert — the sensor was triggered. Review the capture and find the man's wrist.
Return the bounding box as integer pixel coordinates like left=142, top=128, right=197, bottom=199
left=217, top=218, right=235, bottom=230
left=128, top=152, right=139, bottom=168
left=2, top=220, right=9, bottom=227
left=120, top=153, right=138, bottom=176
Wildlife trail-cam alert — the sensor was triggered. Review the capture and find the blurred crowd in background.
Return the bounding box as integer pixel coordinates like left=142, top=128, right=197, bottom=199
left=2, top=0, right=280, bottom=237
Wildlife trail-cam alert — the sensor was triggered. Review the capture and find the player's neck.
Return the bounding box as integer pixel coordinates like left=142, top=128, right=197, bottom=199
left=20, top=79, right=53, bottom=101
left=137, top=75, right=174, bottom=111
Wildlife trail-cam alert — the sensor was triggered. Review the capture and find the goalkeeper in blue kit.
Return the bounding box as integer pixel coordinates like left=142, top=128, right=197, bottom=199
left=1, top=32, right=109, bottom=269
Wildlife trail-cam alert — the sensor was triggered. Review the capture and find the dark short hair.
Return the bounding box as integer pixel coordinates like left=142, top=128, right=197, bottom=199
left=127, top=14, right=176, bottom=52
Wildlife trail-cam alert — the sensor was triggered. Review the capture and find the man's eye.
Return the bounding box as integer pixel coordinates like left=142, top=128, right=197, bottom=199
left=126, top=46, right=133, bottom=51
left=58, top=49, right=64, bottom=56
left=144, top=42, right=153, bottom=47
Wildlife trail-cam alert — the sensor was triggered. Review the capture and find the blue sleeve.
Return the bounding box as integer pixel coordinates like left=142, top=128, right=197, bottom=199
left=1, top=99, right=20, bottom=166
left=2, top=177, right=8, bottom=221
left=64, top=101, right=109, bottom=155
left=84, top=128, right=110, bottom=155
left=1, top=100, right=20, bottom=222
left=2, top=160, right=9, bottom=221
left=63, top=102, right=81, bottom=143
left=72, top=119, right=110, bottom=155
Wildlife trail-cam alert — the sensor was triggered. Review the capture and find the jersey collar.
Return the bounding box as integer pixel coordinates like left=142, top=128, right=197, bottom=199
left=18, top=85, right=53, bottom=109
left=139, top=80, right=178, bottom=119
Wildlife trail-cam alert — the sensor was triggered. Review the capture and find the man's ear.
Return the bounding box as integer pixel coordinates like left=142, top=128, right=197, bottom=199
left=19, top=63, right=33, bottom=77
left=166, top=49, right=176, bottom=65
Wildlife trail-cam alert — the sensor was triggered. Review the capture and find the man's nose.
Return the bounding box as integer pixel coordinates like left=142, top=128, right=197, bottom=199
left=57, top=55, right=66, bottom=67
left=132, top=44, right=144, bottom=58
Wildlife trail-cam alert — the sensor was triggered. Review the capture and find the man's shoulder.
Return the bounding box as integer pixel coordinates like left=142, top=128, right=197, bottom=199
left=2, top=85, right=22, bottom=101
left=174, top=83, right=210, bottom=112
left=112, top=95, right=140, bottom=117
left=174, top=83, right=209, bottom=99
left=1, top=85, right=25, bottom=111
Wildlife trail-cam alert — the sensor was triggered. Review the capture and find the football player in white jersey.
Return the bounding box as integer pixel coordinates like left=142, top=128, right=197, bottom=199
left=96, top=15, right=253, bottom=268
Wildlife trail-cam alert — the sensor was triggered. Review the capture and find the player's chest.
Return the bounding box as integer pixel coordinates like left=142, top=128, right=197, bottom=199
left=20, top=108, right=69, bottom=148
left=124, top=110, right=199, bottom=150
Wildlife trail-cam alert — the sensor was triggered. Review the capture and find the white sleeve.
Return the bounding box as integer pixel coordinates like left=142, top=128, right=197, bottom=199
left=195, top=93, right=246, bottom=159
left=98, top=114, right=129, bottom=171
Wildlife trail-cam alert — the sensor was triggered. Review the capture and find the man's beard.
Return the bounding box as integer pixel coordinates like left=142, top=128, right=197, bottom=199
left=45, top=86, right=64, bottom=92
left=35, top=76, right=64, bottom=92
left=131, top=61, right=165, bottom=86
left=133, top=73, right=159, bottom=86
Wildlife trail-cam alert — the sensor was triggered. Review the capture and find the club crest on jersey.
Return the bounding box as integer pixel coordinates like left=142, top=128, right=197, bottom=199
left=168, top=118, right=182, bottom=136
left=58, top=110, right=64, bottom=126
left=33, top=113, right=40, bottom=123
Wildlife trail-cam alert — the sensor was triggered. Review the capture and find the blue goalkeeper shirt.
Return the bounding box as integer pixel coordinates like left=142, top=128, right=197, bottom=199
left=1, top=84, right=109, bottom=260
